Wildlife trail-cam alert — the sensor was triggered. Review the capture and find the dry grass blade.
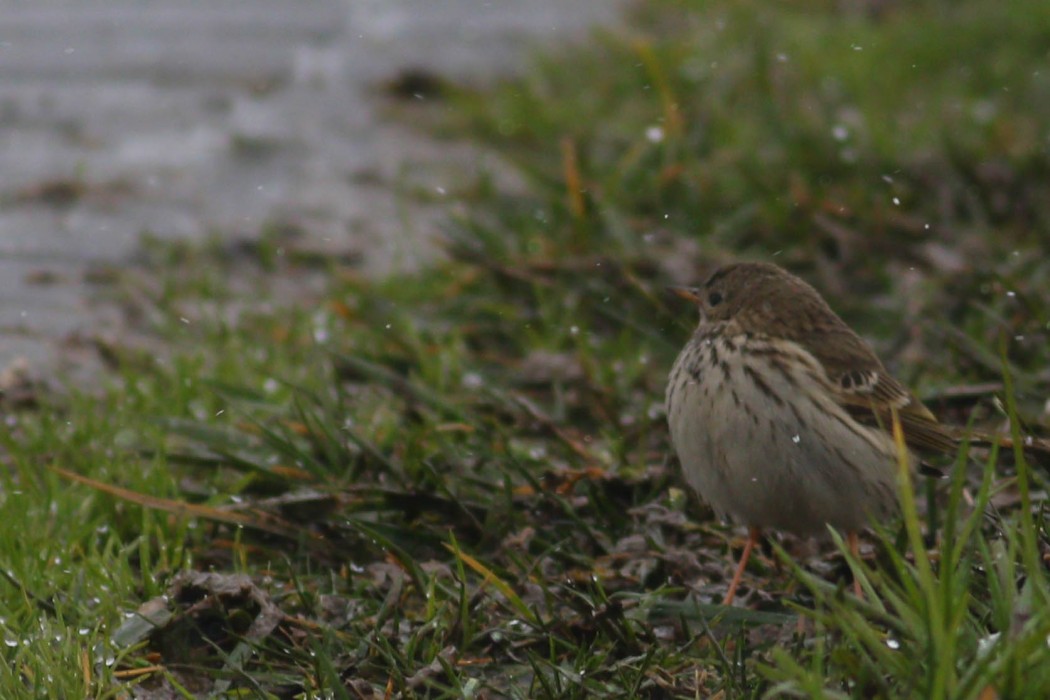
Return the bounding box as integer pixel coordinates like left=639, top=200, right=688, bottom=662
left=50, top=466, right=319, bottom=542
left=445, top=537, right=541, bottom=628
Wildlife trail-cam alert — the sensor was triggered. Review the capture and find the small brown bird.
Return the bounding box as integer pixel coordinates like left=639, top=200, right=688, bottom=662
left=666, top=261, right=956, bottom=605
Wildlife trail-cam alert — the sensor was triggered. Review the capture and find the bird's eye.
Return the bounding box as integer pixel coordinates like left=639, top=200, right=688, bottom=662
left=708, top=291, right=724, bottom=306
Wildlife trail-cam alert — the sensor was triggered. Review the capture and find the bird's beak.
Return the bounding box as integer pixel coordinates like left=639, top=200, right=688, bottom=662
left=668, top=286, right=702, bottom=303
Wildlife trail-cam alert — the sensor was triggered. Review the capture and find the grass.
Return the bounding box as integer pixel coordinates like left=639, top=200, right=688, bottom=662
left=2, top=0, right=1050, bottom=696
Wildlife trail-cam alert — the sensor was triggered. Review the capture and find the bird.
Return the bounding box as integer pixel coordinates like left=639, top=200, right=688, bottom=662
left=665, top=261, right=957, bottom=605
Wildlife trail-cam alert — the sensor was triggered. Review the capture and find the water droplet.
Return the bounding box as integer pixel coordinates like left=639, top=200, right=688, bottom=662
left=645, top=125, right=665, bottom=143
left=892, top=197, right=901, bottom=206
left=977, top=632, right=1000, bottom=656
left=792, top=434, right=801, bottom=444
left=886, top=638, right=901, bottom=650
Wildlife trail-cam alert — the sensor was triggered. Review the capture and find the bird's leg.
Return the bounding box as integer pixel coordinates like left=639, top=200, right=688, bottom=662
left=848, top=531, right=864, bottom=599
left=723, top=526, right=760, bottom=606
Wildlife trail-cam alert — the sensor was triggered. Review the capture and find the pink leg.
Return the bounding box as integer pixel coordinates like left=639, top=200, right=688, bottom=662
left=723, top=527, right=760, bottom=606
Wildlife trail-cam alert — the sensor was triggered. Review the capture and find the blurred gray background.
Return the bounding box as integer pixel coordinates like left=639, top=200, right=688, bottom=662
left=0, top=0, right=624, bottom=381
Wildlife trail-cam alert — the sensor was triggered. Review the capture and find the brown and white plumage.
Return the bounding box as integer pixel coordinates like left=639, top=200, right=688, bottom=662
left=666, top=262, right=955, bottom=604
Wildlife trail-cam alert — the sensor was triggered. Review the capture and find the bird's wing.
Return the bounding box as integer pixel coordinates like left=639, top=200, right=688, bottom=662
left=832, top=368, right=958, bottom=454
left=797, top=323, right=957, bottom=455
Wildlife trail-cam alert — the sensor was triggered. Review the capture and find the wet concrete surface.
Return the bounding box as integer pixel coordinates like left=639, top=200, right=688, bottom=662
left=0, top=0, right=626, bottom=385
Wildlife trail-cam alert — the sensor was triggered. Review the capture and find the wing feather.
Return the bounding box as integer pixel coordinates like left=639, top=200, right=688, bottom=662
left=789, top=320, right=956, bottom=455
